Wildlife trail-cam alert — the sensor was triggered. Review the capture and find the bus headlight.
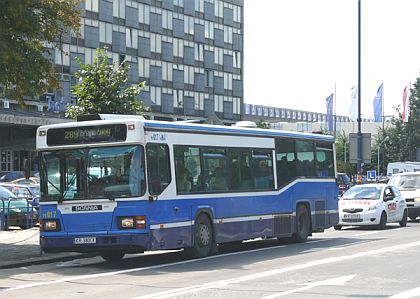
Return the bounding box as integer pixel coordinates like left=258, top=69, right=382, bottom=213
left=414, top=198, right=420, bottom=202
left=42, top=220, right=60, bottom=231
left=119, top=216, right=146, bottom=229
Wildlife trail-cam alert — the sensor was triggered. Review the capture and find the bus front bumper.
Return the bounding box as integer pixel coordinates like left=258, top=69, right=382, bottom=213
left=40, top=233, right=150, bottom=253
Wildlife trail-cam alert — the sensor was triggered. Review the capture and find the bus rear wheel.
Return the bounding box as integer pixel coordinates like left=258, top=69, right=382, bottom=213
left=101, top=251, right=125, bottom=261
left=293, top=205, right=310, bottom=243
left=186, top=214, right=214, bottom=258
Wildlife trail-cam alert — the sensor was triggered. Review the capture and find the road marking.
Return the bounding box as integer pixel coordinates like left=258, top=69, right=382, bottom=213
left=132, top=241, right=420, bottom=299
left=260, top=275, right=356, bottom=298
left=354, top=231, right=379, bottom=236
left=3, top=239, right=326, bottom=292
left=390, top=286, right=420, bottom=298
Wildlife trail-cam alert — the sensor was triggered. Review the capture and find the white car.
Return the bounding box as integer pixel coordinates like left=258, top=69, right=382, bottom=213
left=335, top=183, right=407, bottom=230
left=388, top=172, right=420, bottom=221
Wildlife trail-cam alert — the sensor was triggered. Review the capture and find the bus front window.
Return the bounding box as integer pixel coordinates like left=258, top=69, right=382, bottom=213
left=40, top=145, right=145, bottom=202
left=87, top=145, right=145, bottom=199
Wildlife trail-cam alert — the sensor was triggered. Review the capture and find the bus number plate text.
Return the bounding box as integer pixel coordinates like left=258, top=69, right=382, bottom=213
left=74, top=237, right=97, bottom=244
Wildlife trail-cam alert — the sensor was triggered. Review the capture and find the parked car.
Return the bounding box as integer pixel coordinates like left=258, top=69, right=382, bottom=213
left=0, top=185, right=38, bottom=229
left=388, top=172, right=420, bottom=221
left=0, top=183, right=40, bottom=210
left=10, top=176, right=39, bottom=185
left=0, top=171, right=24, bottom=182
left=335, top=183, right=407, bottom=230
left=337, top=173, right=352, bottom=196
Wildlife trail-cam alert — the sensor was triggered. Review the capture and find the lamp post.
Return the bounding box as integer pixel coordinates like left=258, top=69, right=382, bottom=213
left=377, top=136, right=389, bottom=178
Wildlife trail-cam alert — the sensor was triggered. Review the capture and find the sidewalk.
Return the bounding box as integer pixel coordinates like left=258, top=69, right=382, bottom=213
left=0, top=227, right=91, bottom=269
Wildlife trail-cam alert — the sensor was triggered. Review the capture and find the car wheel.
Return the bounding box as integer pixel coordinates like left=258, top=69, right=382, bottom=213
left=399, top=210, right=408, bottom=227
left=101, top=251, right=125, bottom=261
left=293, top=205, right=310, bottom=243
left=185, top=214, right=214, bottom=258
left=334, top=225, right=342, bottom=230
left=378, top=212, right=387, bottom=230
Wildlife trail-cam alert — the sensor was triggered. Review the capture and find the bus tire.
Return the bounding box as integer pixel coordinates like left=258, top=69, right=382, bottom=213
left=186, top=214, right=214, bottom=258
left=333, top=225, right=342, bottom=230
left=293, top=204, right=310, bottom=243
left=101, top=251, right=125, bottom=261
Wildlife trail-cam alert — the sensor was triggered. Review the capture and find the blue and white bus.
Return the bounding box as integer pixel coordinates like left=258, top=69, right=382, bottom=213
left=36, top=114, right=338, bottom=260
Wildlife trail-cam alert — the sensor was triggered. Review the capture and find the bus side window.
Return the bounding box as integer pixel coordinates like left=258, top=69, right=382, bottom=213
left=275, top=138, right=296, bottom=186
left=146, top=144, right=171, bottom=195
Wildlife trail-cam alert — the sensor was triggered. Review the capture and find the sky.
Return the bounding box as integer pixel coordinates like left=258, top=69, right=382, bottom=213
left=244, top=0, right=420, bottom=119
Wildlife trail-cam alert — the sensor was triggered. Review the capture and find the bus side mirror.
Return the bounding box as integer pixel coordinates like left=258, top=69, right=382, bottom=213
left=23, top=158, right=30, bottom=179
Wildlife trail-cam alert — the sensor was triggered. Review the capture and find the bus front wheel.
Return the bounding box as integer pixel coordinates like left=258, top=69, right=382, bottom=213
left=186, top=214, right=214, bottom=258
left=293, top=205, right=310, bottom=243
left=101, top=251, right=125, bottom=261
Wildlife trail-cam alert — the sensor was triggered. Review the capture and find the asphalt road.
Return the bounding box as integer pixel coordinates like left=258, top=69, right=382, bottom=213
left=2, top=222, right=420, bottom=299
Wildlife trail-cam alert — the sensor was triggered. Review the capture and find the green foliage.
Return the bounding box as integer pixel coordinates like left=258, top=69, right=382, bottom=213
left=0, top=0, right=81, bottom=104
left=335, top=131, right=356, bottom=175
left=66, top=48, right=150, bottom=118
left=256, top=120, right=270, bottom=129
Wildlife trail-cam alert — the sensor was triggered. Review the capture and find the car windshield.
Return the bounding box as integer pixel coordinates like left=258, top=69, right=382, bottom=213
left=389, top=175, right=420, bottom=189
left=39, top=145, right=146, bottom=202
left=0, top=186, right=17, bottom=200
left=343, top=186, right=382, bottom=200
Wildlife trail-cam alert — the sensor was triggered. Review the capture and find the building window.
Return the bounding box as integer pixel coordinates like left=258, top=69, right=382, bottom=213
left=139, top=4, right=150, bottom=24
left=233, top=51, right=241, bottom=68
left=85, top=0, right=99, bottom=12
left=224, top=26, right=233, bottom=44
left=195, top=0, right=204, bottom=12
left=204, top=21, right=214, bottom=39
left=162, top=10, right=173, bottom=30
left=194, top=44, right=204, bottom=61
left=99, top=22, right=113, bottom=44
left=214, top=95, right=223, bottom=112
left=138, top=58, right=150, bottom=77
left=184, top=16, right=195, bottom=35
left=184, top=66, right=194, bottom=85
left=54, top=44, right=70, bottom=66
left=174, top=90, right=184, bottom=108
left=113, top=0, right=126, bottom=19
left=162, top=62, right=173, bottom=81
left=233, top=5, right=241, bottom=23
left=215, top=0, right=223, bottom=18
left=173, top=0, right=184, bottom=7
left=151, top=87, right=162, bottom=105
left=151, top=34, right=162, bottom=54
left=173, top=39, right=184, bottom=57
left=126, top=28, right=138, bottom=49
left=204, top=70, right=213, bottom=87
left=223, top=73, right=232, bottom=90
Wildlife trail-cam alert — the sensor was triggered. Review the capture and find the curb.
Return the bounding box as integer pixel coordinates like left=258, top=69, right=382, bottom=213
left=0, top=253, right=95, bottom=270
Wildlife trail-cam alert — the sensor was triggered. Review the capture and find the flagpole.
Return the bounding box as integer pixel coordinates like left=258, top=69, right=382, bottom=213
left=334, top=83, right=337, bottom=138
left=357, top=0, right=363, bottom=177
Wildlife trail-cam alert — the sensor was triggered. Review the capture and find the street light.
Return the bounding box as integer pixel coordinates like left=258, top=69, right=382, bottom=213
left=377, top=136, right=389, bottom=178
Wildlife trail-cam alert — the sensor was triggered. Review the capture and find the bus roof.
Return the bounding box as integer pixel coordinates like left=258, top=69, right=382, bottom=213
left=37, top=117, right=334, bottom=143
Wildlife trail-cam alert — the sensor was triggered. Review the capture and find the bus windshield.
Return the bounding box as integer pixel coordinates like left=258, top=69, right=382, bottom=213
left=40, top=145, right=145, bottom=202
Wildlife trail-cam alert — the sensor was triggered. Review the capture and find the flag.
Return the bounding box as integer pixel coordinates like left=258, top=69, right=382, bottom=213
left=349, top=85, right=358, bottom=121
left=402, top=82, right=411, bottom=123
left=326, top=93, right=334, bottom=132
left=373, top=83, right=384, bottom=122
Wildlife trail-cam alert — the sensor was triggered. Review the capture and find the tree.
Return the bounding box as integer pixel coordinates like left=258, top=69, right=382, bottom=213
left=256, top=119, right=270, bottom=129
left=66, top=48, right=150, bottom=118
left=0, top=0, right=81, bottom=104
left=407, top=76, right=420, bottom=160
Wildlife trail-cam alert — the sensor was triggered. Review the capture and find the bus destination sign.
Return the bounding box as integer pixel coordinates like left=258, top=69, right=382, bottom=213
left=47, top=124, right=127, bottom=146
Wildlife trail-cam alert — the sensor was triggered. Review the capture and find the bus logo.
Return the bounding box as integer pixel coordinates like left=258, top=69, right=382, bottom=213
left=72, top=205, right=102, bottom=212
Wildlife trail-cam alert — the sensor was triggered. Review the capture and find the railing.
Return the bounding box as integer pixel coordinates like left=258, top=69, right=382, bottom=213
left=0, top=198, right=37, bottom=231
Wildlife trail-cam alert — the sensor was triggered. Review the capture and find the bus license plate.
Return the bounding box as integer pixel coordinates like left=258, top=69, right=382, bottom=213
left=74, top=237, right=96, bottom=244
left=343, top=214, right=360, bottom=219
